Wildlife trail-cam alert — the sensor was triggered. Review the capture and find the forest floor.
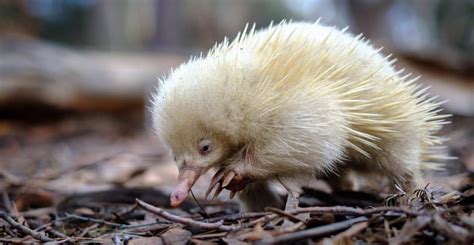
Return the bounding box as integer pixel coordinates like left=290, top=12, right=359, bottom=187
left=0, top=105, right=473, bottom=244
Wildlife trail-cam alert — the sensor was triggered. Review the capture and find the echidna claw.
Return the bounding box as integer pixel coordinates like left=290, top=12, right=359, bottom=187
left=206, top=168, right=242, bottom=200
left=212, top=183, right=223, bottom=200
left=205, top=169, right=225, bottom=199
left=222, top=171, right=236, bottom=188
left=229, top=190, right=237, bottom=199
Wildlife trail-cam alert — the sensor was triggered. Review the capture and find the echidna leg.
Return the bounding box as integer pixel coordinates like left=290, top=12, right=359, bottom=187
left=277, top=176, right=310, bottom=225
left=238, top=180, right=283, bottom=212
left=376, top=156, right=425, bottom=194
left=285, top=190, right=300, bottom=211
left=391, top=168, right=424, bottom=194
left=324, top=169, right=355, bottom=192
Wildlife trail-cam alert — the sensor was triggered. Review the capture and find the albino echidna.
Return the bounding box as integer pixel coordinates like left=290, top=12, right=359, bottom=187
left=151, top=21, right=450, bottom=211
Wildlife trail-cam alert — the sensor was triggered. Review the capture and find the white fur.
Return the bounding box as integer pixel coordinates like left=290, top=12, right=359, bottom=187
left=151, top=21, right=449, bottom=210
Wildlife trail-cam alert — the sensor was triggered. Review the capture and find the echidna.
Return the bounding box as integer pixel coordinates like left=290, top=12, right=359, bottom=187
left=151, top=21, right=450, bottom=211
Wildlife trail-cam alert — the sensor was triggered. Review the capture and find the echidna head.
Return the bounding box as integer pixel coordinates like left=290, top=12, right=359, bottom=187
left=151, top=56, right=254, bottom=207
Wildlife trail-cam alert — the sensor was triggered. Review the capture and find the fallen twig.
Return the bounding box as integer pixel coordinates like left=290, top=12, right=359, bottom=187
left=292, top=206, right=421, bottom=217
left=0, top=210, right=54, bottom=242
left=325, top=220, right=368, bottom=243
left=33, top=216, right=70, bottom=232
left=271, top=221, right=305, bottom=236
left=79, top=223, right=99, bottom=237
left=388, top=216, right=431, bottom=245
left=266, top=207, right=305, bottom=223
left=135, top=198, right=236, bottom=232
left=45, top=227, right=68, bottom=238
left=118, top=221, right=168, bottom=232
left=192, top=232, right=228, bottom=239
left=65, top=213, right=125, bottom=227
left=432, top=214, right=470, bottom=244
left=205, top=212, right=267, bottom=223
left=190, top=189, right=210, bottom=219
left=246, top=213, right=279, bottom=227
left=256, top=216, right=368, bottom=244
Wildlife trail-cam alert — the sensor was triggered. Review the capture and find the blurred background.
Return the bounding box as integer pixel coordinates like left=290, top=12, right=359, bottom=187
left=0, top=0, right=473, bottom=202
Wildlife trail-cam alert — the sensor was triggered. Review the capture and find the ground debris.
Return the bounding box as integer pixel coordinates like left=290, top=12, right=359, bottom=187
left=1, top=180, right=471, bottom=244
left=0, top=112, right=472, bottom=244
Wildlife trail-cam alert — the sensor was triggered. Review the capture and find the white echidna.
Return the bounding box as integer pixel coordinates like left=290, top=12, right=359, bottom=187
left=151, top=21, right=450, bottom=211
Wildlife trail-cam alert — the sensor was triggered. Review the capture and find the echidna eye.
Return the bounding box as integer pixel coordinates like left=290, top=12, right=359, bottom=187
left=200, top=144, right=211, bottom=155
left=198, top=139, right=212, bottom=155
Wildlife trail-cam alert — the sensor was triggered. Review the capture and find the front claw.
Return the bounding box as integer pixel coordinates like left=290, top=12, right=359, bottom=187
left=205, top=168, right=251, bottom=200
left=204, top=168, right=225, bottom=199
left=222, top=171, right=236, bottom=187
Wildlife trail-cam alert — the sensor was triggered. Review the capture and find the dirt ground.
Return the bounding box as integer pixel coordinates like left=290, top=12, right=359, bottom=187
left=0, top=103, right=472, bottom=243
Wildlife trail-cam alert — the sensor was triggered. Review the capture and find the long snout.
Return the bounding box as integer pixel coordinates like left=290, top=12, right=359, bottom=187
left=170, top=164, right=202, bottom=207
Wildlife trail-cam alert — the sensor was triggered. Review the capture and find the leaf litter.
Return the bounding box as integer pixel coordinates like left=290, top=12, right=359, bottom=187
left=0, top=111, right=472, bottom=244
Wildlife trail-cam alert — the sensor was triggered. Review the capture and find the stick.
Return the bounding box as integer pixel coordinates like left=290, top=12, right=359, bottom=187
left=257, top=216, right=368, bottom=244
left=205, top=212, right=267, bottom=223
left=79, top=223, right=99, bottom=237
left=135, top=199, right=236, bottom=232
left=192, top=232, right=228, bottom=239
left=0, top=210, right=54, bottom=242
left=432, top=214, right=470, bottom=244
left=65, top=213, right=124, bottom=227
left=45, top=228, right=68, bottom=238
left=328, top=220, right=368, bottom=242
left=271, top=221, right=305, bottom=236
left=246, top=214, right=279, bottom=227
left=190, top=189, right=210, bottom=219
left=291, top=206, right=421, bottom=216
left=265, top=207, right=305, bottom=223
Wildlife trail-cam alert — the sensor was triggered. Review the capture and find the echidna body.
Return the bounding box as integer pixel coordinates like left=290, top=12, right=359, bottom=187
left=151, top=22, right=449, bottom=211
